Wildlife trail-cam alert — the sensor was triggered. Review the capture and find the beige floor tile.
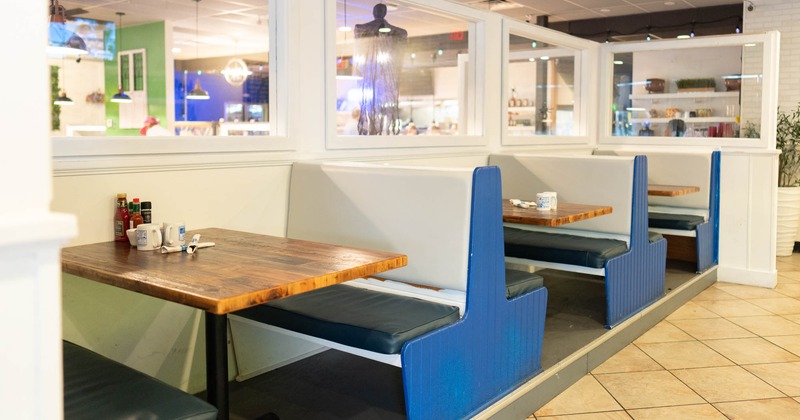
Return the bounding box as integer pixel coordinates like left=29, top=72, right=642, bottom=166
left=775, top=282, right=800, bottom=297
left=712, top=283, right=788, bottom=299
left=534, top=412, right=632, bottom=420
left=744, top=362, right=800, bottom=396
left=778, top=273, right=800, bottom=284
left=591, top=344, right=663, bottom=374
left=764, top=334, right=800, bottom=357
left=665, top=301, right=720, bottom=320
left=627, top=404, right=727, bottom=420
left=749, top=297, right=800, bottom=315
left=783, top=314, right=800, bottom=325
left=714, top=398, right=800, bottom=419
left=636, top=341, right=733, bottom=370
left=695, top=299, right=771, bottom=317
left=669, top=318, right=756, bottom=340
left=534, top=376, right=622, bottom=417
left=672, top=366, right=783, bottom=403
left=593, top=371, right=704, bottom=410
left=633, top=321, right=694, bottom=344
left=691, top=287, right=738, bottom=302
left=703, top=337, right=800, bottom=364
left=727, top=315, right=800, bottom=336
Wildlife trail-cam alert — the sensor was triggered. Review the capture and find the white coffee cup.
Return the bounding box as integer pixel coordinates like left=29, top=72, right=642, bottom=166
left=162, top=221, right=186, bottom=246
left=544, top=191, right=558, bottom=210
left=126, top=228, right=137, bottom=246
left=136, top=223, right=162, bottom=251
left=536, top=193, right=551, bottom=211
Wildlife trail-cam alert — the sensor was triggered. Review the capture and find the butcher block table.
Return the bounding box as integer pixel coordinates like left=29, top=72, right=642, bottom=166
left=502, top=200, right=613, bottom=227
left=61, top=228, right=408, bottom=420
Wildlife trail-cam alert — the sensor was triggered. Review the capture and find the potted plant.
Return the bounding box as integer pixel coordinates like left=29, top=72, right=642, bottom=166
left=776, top=104, right=800, bottom=256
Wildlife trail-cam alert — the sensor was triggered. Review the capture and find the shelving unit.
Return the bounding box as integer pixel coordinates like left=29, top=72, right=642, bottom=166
left=624, top=90, right=741, bottom=137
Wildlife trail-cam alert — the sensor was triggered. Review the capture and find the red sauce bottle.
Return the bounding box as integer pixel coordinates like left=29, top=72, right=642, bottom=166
left=130, top=197, right=144, bottom=229
left=114, top=193, right=130, bottom=242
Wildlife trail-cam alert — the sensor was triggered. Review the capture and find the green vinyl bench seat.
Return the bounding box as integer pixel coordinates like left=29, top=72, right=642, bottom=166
left=503, top=227, right=629, bottom=269
left=648, top=212, right=705, bottom=230
left=235, top=283, right=461, bottom=354
left=235, top=270, right=544, bottom=355
left=63, top=340, right=217, bottom=420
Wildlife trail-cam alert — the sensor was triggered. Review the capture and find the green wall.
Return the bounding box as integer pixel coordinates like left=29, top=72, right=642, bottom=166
left=105, top=21, right=168, bottom=135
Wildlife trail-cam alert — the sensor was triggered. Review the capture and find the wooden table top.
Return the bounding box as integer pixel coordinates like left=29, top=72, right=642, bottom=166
left=648, top=184, right=700, bottom=197
left=61, top=228, right=408, bottom=315
left=502, top=200, right=613, bottom=227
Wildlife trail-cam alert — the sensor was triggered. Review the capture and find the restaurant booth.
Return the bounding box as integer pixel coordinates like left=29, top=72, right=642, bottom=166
left=25, top=0, right=785, bottom=418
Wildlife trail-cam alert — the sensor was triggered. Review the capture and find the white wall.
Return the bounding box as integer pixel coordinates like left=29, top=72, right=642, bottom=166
left=3, top=2, right=77, bottom=418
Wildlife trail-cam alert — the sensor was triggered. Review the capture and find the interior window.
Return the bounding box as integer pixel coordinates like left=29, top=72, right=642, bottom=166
left=47, top=0, right=270, bottom=138
left=507, top=33, right=580, bottom=137
left=611, top=43, right=763, bottom=139
left=335, top=0, right=473, bottom=137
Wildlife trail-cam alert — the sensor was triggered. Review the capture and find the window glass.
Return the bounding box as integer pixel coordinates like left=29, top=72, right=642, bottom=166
left=336, top=0, right=472, bottom=136
left=611, top=43, right=763, bottom=139
left=507, top=33, right=580, bottom=136
left=47, top=1, right=270, bottom=138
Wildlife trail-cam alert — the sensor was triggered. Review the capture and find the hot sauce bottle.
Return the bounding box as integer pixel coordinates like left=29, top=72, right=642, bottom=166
left=114, top=193, right=130, bottom=242
left=130, top=197, right=144, bottom=228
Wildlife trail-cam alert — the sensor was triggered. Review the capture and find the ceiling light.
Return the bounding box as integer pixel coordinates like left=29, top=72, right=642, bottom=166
left=172, top=47, right=182, bottom=54
left=677, top=34, right=691, bottom=39
left=54, top=92, right=74, bottom=106
left=528, top=58, right=536, bottom=62
left=613, top=60, right=623, bottom=65
left=187, top=0, right=210, bottom=100
left=110, top=12, right=132, bottom=103
left=54, top=57, right=74, bottom=106
left=664, top=1, right=675, bottom=5
left=600, top=8, right=610, bottom=12
left=540, top=56, right=549, bottom=60
left=339, top=0, right=352, bottom=32
left=221, top=58, right=253, bottom=87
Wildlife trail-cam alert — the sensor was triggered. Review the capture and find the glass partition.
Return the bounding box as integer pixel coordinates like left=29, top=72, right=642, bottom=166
left=610, top=42, right=763, bottom=140
left=48, top=0, right=271, bottom=138
left=335, top=0, right=473, bottom=137
left=507, top=34, right=578, bottom=136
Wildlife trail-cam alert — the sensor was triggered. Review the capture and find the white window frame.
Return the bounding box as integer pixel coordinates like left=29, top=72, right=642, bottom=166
left=501, top=19, right=598, bottom=147
left=52, top=0, right=290, bottom=174
left=325, top=0, right=487, bottom=150
left=598, top=31, right=780, bottom=149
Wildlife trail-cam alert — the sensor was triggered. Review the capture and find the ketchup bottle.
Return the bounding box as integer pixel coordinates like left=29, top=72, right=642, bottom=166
left=114, top=193, right=130, bottom=242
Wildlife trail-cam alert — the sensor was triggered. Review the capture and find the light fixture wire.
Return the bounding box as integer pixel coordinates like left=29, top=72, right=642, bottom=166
left=110, top=12, right=132, bottom=103
left=187, top=0, right=210, bottom=100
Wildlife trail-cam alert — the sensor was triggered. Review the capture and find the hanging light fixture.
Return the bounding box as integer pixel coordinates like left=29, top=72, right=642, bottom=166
left=339, top=0, right=352, bottom=32
left=54, top=57, right=74, bottom=106
left=47, top=0, right=89, bottom=57
left=110, top=12, right=133, bottom=103
left=186, top=0, right=210, bottom=100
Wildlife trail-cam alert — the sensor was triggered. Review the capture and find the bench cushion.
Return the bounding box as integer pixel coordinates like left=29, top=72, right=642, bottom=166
left=235, top=284, right=460, bottom=354
left=63, top=340, right=218, bottom=420
left=649, top=213, right=705, bottom=230
left=505, top=269, right=544, bottom=298
left=503, top=227, right=628, bottom=269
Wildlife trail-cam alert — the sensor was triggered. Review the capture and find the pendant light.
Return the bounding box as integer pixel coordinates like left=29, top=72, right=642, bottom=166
left=111, top=12, right=133, bottom=103
left=47, top=0, right=89, bottom=57
left=54, top=57, right=74, bottom=106
left=186, top=0, right=210, bottom=100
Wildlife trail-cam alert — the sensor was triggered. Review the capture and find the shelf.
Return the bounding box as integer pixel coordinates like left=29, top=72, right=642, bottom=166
left=629, top=91, right=740, bottom=100
left=508, top=106, right=538, bottom=111
left=630, top=117, right=738, bottom=124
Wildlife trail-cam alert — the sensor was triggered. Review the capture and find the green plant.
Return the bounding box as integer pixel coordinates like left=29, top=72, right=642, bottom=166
left=777, top=104, right=800, bottom=187
left=51, top=65, right=61, bottom=131
left=676, top=78, right=716, bottom=89
left=742, top=121, right=760, bottom=139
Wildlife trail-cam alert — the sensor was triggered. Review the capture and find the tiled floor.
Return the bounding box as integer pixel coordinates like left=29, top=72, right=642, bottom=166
left=528, top=254, right=800, bottom=419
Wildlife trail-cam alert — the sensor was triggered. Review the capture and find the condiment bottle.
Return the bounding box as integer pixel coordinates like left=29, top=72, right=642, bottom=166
left=114, top=193, right=130, bottom=242
left=141, top=201, right=152, bottom=224
left=130, top=198, right=144, bottom=228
